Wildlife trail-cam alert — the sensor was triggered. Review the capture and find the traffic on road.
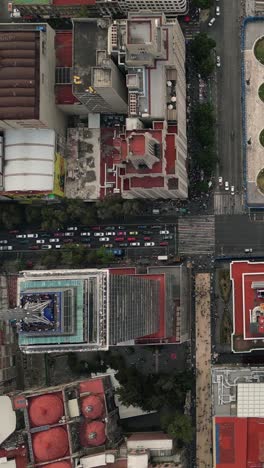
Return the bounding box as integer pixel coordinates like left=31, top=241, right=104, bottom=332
left=0, top=223, right=177, bottom=257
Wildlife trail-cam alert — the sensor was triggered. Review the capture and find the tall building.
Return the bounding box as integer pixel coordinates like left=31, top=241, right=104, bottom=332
left=0, top=23, right=66, bottom=134
left=13, top=265, right=190, bottom=353
left=15, top=268, right=161, bottom=353
left=13, top=0, right=188, bottom=19
left=72, top=18, right=128, bottom=114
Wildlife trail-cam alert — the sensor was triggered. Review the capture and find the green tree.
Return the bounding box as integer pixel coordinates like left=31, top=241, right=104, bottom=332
left=192, top=0, right=212, bottom=9
left=96, top=246, right=114, bottom=265
left=65, top=199, right=96, bottom=225
left=41, top=206, right=67, bottom=231
left=41, top=251, right=61, bottom=269
left=190, top=33, right=216, bottom=78
left=193, top=103, right=215, bottom=148
left=25, top=206, right=42, bottom=226
left=61, top=243, right=88, bottom=268
left=161, top=412, right=193, bottom=446
left=199, top=55, right=216, bottom=79
left=1, top=204, right=23, bottom=229
left=96, top=196, right=123, bottom=220
left=191, top=33, right=216, bottom=63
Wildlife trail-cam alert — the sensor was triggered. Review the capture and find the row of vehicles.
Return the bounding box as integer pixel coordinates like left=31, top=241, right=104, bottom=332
left=3, top=225, right=173, bottom=251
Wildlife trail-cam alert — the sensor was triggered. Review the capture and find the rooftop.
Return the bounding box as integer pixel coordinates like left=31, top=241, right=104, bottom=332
left=0, top=29, right=40, bottom=121
left=230, top=261, right=264, bottom=352
left=214, top=416, right=264, bottom=468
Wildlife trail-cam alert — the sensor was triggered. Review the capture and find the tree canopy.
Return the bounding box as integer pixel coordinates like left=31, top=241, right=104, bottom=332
left=161, top=412, right=193, bottom=447
left=190, top=33, right=216, bottom=79
left=192, top=0, right=212, bottom=9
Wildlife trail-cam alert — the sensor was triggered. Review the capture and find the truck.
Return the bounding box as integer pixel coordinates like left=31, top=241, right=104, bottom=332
left=157, top=255, right=168, bottom=261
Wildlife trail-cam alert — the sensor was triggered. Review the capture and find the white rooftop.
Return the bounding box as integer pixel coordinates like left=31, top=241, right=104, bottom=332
left=0, top=396, right=16, bottom=444
left=237, top=382, right=264, bottom=417
left=4, top=129, right=55, bottom=193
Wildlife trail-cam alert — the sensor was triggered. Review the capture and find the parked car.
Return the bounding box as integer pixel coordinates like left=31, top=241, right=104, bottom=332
left=81, top=238, right=91, bottom=243
left=9, top=230, right=19, bottom=234
left=208, top=17, right=216, bottom=26
left=36, top=239, right=45, bottom=244
left=160, top=230, right=169, bottom=235
left=40, top=233, right=50, bottom=237
left=63, top=239, right=73, bottom=243
left=163, top=235, right=173, bottom=240
left=94, top=232, right=104, bottom=237
left=143, top=231, right=152, bottom=235
left=92, top=226, right=101, bottom=231
left=130, top=242, right=140, bottom=246
left=216, top=56, right=221, bottom=67
left=144, top=242, right=155, bottom=246
left=151, top=225, right=161, bottom=229
left=67, top=227, right=78, bottom=231
left=16, top=234, right=27, bottom=239
left=216, top=6, right=220, bottom=15
left=0, top=240, right=8, bottom=244
left=218, top=176, right=223, bottom=186
left=160, top=241, right=168, bottom=246
left=144, top=237, right=151, bottom=241
left=80, top=232, right=90, bottom=237
left=99, top=237, right=110, bottom=242
left=244, top=248, right=253, bottom=253
left=0, top=246, right=13, bottom=251
left=27, top=234, right=38, bottom=238
left=55, top=244, right=62, bottom=249
left=54, top=232, right=64, bottom=237
left=231, top=186, right=235, bottom=195
left=138, top=225, right=147, bottom=229
left=118, top=226, right=125, bottom=230
left=117, top=231, right=126, bottom=236
left=119, top=243, right=128, bottom=247
left=41, top=245, right=52, bottom=250
left=225, top=181, right=229, bottom=191
left=127, top=237, right=136, bottom=241
left=129, top=231, right=138, bottom=235
left=115, top=237, right=125, bottom=242
left=30, top=245, right=39, bottom=250
left=105, top=226, right=115, bottom=230
left=103, top=243, right=113, bottom=248
left=64, top=232, right=74, bottom=237
left=49, top=238, right=59, bottom=243
left=106, top=231, right=116, bottom=236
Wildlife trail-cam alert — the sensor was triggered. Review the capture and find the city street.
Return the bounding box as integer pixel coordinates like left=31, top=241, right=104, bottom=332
left=209, top=0, right=243, bottom=192
left=215, top=214, right=264, bottom=255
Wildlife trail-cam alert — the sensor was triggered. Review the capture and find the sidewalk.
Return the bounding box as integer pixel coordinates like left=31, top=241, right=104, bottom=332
left=195, top=273, right=212, bottom=468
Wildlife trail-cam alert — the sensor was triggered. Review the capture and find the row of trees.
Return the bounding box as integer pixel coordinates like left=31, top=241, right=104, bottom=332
left=41, top=245, right=115, bottom=269
left=0, top=197, right=144, bottom=231
left=190, top=33, right=216, bottom=79
left=193, top=0, right=212, bottom=9
left=193, top=102, right=217, bottom=176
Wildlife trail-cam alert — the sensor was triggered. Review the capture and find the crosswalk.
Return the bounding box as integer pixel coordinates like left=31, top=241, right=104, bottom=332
left=178, top=215, right=215, bottom=255
left=214, top=192, right=245, bottom=215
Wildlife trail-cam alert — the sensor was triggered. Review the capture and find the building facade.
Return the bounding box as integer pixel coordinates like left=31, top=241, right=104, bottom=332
left=13, top=0, right=188, bottom=19
left=15, top=268, right=161, bottom=353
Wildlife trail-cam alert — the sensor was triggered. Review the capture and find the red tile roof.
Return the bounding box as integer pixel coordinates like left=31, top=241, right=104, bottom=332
left=214, top=416, right=264, bottom=468
left=165, top=134, right=176, bottom=174
left=56, top=85, right=78, bottom=105
left=128, top=134, right=145, bottom=155
left=230, top=261, right=264, bottom=351
left=130, top=176, right=164, bottom=188
left=0, top=31, right=40, bottom=120
left=55, top=31, right=72, bottom=67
